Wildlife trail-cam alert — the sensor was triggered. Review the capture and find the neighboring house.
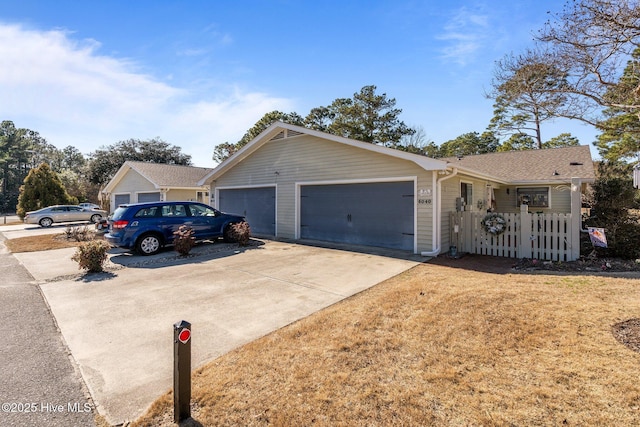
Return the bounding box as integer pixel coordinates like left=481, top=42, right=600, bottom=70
left=102, top=161, right=213, bottom=212
left=198, top=122, right=595, bottom=261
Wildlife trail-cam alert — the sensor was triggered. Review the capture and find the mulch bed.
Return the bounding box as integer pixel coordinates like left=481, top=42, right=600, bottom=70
left=428, top=252, right=640, bottom=274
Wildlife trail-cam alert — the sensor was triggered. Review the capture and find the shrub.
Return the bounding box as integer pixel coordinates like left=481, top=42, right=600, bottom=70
left=229, top=221, right=251, bottom=246
left=71, top=240, right=111, bottom=273
left=173, top=225, right=196, bottom=256
left=64, top=225, right=92, bottom=242
left=584, top=161, right=640, bottom=259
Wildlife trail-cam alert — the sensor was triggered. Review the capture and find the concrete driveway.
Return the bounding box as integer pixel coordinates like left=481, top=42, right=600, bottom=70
left=11, top=237, right=418, bottom=425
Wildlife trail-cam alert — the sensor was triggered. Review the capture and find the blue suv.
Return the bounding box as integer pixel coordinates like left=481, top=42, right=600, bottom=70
left=105, top=201, right=246, bottom=255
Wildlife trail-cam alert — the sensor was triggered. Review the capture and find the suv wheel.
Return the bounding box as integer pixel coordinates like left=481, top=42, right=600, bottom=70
left=136, top=234, right=162, bottom=255
left=90, top=214, right=102, bottom=223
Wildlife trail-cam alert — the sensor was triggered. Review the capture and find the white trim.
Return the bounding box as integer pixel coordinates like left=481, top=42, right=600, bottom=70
left=515, top=186, right=551, bottom=209
left=422, top=168, right=458, bottom=257
left=459, top=180, right=474, bottom=212
left=294, top=176, right=418, bottom=253
left=214, top=184, right=278, bottom=236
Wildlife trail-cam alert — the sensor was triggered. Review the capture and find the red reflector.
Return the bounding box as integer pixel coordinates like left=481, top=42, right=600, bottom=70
left=112, top=220, right=129, bottom=229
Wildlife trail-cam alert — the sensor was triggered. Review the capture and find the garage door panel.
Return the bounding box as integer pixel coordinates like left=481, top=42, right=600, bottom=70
left=114, top=194, right=130, bottom=207
left=138, top=192, right=161, bottom=203
left=300, top=181, right=414, bottom=250
left=219, top=187, right=276, bottom=235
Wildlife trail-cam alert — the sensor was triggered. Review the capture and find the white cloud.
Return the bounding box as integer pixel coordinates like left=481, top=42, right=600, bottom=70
left=437, top=6, right=490, bottom=66
left=0, top=23, right=291, bottom=167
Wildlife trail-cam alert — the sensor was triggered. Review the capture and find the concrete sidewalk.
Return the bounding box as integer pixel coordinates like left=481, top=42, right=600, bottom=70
left=16, top=240, right=418, bottom=425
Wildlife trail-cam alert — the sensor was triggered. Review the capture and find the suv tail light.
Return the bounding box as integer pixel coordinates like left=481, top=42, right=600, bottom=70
left=112, top=220, right=129, bottom=229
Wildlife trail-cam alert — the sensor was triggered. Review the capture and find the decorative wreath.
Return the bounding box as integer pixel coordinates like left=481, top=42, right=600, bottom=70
left=481, top=213, right=507, bottom=236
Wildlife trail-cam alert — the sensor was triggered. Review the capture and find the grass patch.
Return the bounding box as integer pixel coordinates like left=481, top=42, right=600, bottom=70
left=5, top=232, right=100, bottom=253
left=131, top=264, right=640, bottom=426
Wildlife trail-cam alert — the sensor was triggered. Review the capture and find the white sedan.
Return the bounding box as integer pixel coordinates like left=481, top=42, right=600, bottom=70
left=24, top=205, right=108, bottom=227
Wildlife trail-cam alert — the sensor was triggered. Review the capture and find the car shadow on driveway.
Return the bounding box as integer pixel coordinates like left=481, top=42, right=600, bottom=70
left=107, top=239, right=266, bottom=269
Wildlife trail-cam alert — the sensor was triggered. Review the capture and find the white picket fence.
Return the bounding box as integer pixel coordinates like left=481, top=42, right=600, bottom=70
left=450, top=211, right=579, bottom=261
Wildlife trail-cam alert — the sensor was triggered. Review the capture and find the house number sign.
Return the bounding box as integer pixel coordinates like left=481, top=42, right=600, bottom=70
left=418, top=199, right=432, bottom=204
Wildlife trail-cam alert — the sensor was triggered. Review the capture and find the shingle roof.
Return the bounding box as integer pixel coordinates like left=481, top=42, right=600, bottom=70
left=441, top=145, right=595, bottom=183
left=127, top=161, right=213, bottom=187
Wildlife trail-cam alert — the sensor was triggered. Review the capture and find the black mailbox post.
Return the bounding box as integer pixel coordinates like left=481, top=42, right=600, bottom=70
left=174, top=320, right=191, bottom=423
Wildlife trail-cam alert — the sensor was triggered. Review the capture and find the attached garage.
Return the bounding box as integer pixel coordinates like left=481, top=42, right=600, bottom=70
left=137, top=192, right=161, bottom=203
left=102, top=161, right=214, bottom=213
left=218, top=186, right=276, bottom=236
left=300, top=181, right=414, bottom=250
left=200, top=122, right=449, bottom=255
left=114, top=194, right=130, bottom=207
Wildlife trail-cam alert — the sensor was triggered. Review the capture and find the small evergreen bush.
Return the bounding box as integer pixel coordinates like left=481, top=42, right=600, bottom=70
left=71, top=240, right=111, bottom=273
left=173, top=225, right=196, bottom=255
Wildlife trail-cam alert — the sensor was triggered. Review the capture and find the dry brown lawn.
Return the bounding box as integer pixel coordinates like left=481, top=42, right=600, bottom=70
left=130, top=261, right=640, bottom=427
left=5, top=231, right=99, bottom=252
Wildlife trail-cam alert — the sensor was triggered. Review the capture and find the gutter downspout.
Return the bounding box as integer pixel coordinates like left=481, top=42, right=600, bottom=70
left=421, top=167, right=458, bottom=257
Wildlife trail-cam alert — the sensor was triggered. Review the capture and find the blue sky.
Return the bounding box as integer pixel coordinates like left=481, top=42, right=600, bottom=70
left=0, top=0, right=598, bottom=167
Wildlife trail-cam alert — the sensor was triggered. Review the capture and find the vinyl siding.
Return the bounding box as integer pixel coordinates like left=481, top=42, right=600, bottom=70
left=440, top=175, right=503, bottom=251
left=494, top=185, right=572, bottom=214
left=109, top=169, right=156, bottom=211
left=166, top=189, right=201, bottom=201
left=212, top=134, right=436, bottom=253
left=113, top=169, right=157, bottom=193
left=441, top=178, right=574, bottom=250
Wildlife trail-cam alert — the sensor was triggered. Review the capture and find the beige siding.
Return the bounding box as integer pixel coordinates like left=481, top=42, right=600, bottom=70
left=166, top=189, right=201, bottom=201
left=213, top=135, right=436, bottom=253
left=110, top=169, right=156, bottom=211
left=494, top=185, right=572, bottom=214
left=114, top=169, right=157, bottom=193
left=439, top=175, right=503, bottom=252
left=108, top=169, right=209, bottom=211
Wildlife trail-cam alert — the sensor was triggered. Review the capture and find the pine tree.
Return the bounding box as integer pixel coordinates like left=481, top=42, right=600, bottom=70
left=17, top=163, right=78, bottom=218
left=595, top=48, right=640, bottom=162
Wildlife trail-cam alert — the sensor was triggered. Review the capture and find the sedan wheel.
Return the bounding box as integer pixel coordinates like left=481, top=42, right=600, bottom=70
left=137, top=234, right=161, bottom=256
left=90, top=214, right=102, bottom=223
left=39, top=217, right=53, bottom=227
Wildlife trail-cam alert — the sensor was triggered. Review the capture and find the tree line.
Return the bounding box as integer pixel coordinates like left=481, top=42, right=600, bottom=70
left=1, top=0, right=638, bottom=216
left=0, top=120, right=191, bottom=213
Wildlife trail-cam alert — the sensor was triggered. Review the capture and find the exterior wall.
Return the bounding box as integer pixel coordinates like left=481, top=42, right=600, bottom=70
left=109, top=169, right=156, bottom=211
left=166, top=189, right=202, bottom=202
left=494, top=185, right=572, bottom=214
left=439, top=176, right=574, bottom=252
left=211, top=134, right=436, bottom=253
left=107, top=169, right=207, bottom=212
left=439, top=175, right=503, bottom=252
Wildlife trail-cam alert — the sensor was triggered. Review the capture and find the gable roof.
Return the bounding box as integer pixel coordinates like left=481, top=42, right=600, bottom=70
left=103, top=161, right=213, bottom=193
left=198, top=122, right=449, bottom=185
left=442, top=145, right=595, bottom=184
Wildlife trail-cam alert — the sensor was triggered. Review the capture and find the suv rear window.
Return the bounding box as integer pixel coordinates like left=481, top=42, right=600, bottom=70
left=111, top=206, right=129, bottom=221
